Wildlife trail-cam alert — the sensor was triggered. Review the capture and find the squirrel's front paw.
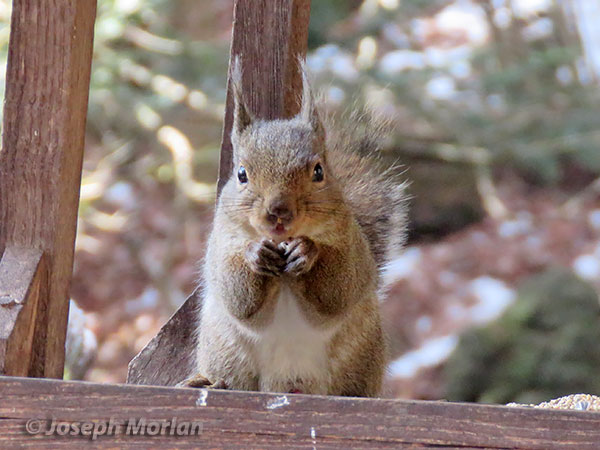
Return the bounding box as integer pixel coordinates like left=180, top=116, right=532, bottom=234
left=280, top=236, right=318, bottom=276
left=245, top=239, right=286, bottom=276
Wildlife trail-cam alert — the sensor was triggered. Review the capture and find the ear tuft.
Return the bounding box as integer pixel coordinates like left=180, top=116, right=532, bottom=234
left=231, top=56, right=253, bottom=146
left=297, top=57, right=325, bottom=143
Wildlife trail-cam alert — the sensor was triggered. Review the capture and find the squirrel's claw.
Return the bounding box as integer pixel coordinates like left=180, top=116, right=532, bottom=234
left=246, top=239, right=286, bottom=276
left=282, top=236, right=318, bottom=276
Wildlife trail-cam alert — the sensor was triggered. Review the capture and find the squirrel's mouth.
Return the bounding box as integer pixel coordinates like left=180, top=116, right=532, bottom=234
left=265, top=221, right=293, bottom=242
left=261, top=215, right=299, bottom=241
left=272, top=223, right=286, bottom=235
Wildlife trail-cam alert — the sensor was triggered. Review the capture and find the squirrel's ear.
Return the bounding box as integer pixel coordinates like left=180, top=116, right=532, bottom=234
left=297, top=58, right=325, bottom=144
left=230, top=56, right=253, bottom=147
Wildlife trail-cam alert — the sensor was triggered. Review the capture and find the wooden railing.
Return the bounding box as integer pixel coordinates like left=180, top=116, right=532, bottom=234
left=1, top=376, right=600, bottom=449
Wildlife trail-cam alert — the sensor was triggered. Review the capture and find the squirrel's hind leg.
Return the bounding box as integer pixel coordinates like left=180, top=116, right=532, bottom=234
left=176, top=373, right=228, bottom=389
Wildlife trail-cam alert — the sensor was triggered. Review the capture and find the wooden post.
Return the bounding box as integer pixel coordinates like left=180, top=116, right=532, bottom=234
left=0, top=0, right=97, bottom=378
left=218, top=0, right=311, bottom=192
left=128, top=0, right=312, bottom=386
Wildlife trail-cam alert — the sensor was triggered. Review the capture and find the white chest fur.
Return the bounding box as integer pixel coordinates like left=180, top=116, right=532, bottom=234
left=252, top=285, right=333, bottom=387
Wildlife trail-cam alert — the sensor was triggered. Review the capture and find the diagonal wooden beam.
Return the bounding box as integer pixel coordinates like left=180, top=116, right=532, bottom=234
left=127, top=288, right=201, bottom=386
left=0, top=247, right=46, bottom=377
left=0, top=0, right=97, bottom=378
left=128, top=0, right=312, bottom=387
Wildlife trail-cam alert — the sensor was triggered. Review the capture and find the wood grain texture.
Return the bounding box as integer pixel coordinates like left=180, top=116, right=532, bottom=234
left=0, top=0, right=97, bottom=378
left=127, top=289, right=201, bottom=386
left=218, top=0, right=312, bottom=193
left=0, top=247, right=46, bottom=377
left=1, top=376, right=600, bottom=449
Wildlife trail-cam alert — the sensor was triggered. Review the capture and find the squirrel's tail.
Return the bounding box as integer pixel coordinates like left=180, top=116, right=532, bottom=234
left=326, top=110, right=409, bottom=270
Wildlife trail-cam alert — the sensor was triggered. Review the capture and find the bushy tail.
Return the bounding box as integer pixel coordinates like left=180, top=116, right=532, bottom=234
left=325, top=110, right=409, bottom=270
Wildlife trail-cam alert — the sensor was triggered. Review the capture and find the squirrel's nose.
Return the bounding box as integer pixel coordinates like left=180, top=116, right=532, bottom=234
left=266, top=200, right=295, bottom=225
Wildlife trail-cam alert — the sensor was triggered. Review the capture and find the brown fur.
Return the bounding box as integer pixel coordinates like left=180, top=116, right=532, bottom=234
left=181, top=60, right=407, bottom=397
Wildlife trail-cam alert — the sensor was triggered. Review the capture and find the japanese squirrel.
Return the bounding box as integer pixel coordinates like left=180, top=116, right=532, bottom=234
left=179, top=59, right=408, bottom=397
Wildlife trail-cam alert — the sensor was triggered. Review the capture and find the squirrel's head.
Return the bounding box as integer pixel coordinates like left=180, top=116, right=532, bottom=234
left=220, top=58, right=343, bottom=243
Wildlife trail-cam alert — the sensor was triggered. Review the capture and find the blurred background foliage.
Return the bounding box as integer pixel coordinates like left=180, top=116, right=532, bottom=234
left=445, top=268, right=600, bottom=405
left=0, top=0, right=599, bottom=402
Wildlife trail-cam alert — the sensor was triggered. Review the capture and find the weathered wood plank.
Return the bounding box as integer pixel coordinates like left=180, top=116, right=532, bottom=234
left=0, top=247, right=46, bottom=377
left=1, top=377, right=599, bottom=449
left=218, top=0, right=312, bottom=193
left=128, top=0, right=312, bottom=386
left=127, top=289, right=200, bottom=386
left=0, top=0, right=97, bottom=378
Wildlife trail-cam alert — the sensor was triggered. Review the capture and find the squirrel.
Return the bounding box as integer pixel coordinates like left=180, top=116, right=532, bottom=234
left=178, top=59, right=408, bottom=397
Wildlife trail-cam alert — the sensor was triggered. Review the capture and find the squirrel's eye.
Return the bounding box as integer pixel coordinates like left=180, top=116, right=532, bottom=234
left=237, top=166, right=248, bottom=184
left=312, top=163, right=324, bottom=182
